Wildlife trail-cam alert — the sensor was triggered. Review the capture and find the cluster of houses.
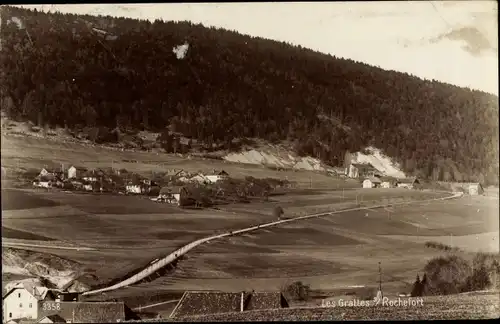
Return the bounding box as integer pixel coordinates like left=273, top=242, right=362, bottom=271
left=2, top=281, right=289, bottom=323
left=31, top=165, right=231, bottom=206
left=343, top=162, right=484, bottom=195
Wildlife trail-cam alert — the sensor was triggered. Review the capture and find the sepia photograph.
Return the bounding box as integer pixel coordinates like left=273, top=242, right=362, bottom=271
left=1, top=1, right=498, bottom=322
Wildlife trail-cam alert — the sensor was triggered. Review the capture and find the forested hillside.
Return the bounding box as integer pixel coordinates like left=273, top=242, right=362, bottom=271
left=1, top=6, right=498, bottom=184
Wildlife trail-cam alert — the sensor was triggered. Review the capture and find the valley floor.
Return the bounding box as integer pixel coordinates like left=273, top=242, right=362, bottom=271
left=2, top=134, right=499, bottom=321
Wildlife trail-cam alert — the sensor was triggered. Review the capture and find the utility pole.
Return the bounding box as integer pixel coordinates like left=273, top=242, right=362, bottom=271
left=378, top=262, right=383, bottom=299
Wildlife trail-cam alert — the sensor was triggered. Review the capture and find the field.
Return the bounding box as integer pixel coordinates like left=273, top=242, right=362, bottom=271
left=2, top=134, right=499, bottom=320
left=152, top=291, right=500, bottom=321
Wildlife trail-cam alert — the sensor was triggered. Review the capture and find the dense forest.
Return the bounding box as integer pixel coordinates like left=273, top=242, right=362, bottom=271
left=0, top=6, right=498, bottom=185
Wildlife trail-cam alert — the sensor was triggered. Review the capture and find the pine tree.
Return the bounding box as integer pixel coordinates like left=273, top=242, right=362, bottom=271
left=420, top=273, right=428, bottom=296
left=411, top=274, right=421, bottom=297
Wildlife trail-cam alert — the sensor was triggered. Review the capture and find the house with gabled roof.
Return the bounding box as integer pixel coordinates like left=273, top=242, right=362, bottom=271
left=37, top=314, right=66, bottom=323
left=348, top=163, right=379, bottom=179
left=463, top=182, right=484, bottom=196
left=170, top=290, right=289, bottom=318
left=2, top=283, right=57, bottom=322
left=157, top=186, right=191, bottom=205
left=362, top=176, right=382, bottom=188
left=189, top=173, right=210, bottom=185
left=67, top=166, right=88, bottom=179
left=38, top=168, right=58, bottom=178
left=205, top=170, right=229, bottom=184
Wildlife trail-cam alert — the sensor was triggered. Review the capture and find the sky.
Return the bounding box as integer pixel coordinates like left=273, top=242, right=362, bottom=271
left=19, top=1, right=499, bottom=94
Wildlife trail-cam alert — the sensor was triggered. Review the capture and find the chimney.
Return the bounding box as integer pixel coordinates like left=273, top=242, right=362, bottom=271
left=240, top=292, right=244, bottom=312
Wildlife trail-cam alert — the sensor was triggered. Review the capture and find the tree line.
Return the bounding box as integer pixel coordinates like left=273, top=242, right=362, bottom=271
left=0, top=6, right=498, bottom=185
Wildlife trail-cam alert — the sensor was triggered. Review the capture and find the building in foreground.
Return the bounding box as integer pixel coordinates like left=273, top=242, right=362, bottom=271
left=2, top=282, right=128, bottom=323
left=170, top=290, right=289, bottom=318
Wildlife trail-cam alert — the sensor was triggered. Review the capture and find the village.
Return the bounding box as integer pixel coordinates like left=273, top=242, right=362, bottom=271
left=26, top=164, right=291, bottom=208
left=2, top=280, right=293, bottom=323
left=24, top=160, right=486, bottom=210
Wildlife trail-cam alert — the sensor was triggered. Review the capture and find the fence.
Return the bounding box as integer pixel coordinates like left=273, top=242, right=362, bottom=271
left=82, top=191, right=462, bottom=296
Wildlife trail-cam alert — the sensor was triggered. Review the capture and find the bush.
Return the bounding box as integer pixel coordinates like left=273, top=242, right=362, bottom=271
left=423, top=253, right=500, bottom=296
left=281, top=281, right=310, bottom=302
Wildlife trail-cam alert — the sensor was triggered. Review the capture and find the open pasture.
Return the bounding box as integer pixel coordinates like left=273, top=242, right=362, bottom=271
left=124, top=195, right=497, bottom=297
left=1, top=188, right=61, bottom=210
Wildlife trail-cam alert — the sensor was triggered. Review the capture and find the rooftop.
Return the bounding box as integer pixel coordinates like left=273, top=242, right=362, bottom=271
left=37, top=301, right=126, bottom=323
left=171, top=291, right=288, bottom=318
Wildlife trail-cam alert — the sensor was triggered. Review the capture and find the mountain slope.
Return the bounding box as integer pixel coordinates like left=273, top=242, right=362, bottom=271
left=0, top=6, right=498, bottom=184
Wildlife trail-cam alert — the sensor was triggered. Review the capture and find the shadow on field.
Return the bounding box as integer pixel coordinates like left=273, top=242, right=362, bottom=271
left=1, top=189, right=60, bottom=210
left=1, top=226, right=56, bottom=241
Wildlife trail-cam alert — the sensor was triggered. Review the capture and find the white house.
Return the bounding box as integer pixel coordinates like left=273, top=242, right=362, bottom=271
left=67, top=166, right=87, bottom=179
left=466, top=183, right=484, bottom=196
left=39, top=168, right=57, bottom=178
left=205, top=170, right=229, bottom=184
left=33, top=179, right=52, bottom=189
left=362, top=177, right=381, bottom=188
left=2, top=283, right=54, bottom=322
left=125, top=178, right=149, bottom=194
left=126, top=183, right=143, bottom=194
left=158, top=186, right=190, bottom=205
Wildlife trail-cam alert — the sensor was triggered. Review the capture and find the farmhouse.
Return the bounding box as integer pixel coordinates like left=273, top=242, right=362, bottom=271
left=81, top=169, right=107, bottom=183
left=126, top=179, right=145, bottom=194
left=347, top=163, right=379, bottom=179
left=362, top=177, right=382, bottom=188
left=33, top=173, right=63, bottom=189
left=2, top=283, right=57, bottom=322
left=190, top=173, right=210, bottom=184
left=38, top=168, right=58, bottom=178
left=205, top=170, right=229, bottom=184
left=170, top=291, right=289, bottom=318
left=465, top=183, right=484, bottom=196
left=67, top=166, right=88, bottom=179
left=158, top=186, right=190, bottom=205
left=397, top=177, right=420, bottom=189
